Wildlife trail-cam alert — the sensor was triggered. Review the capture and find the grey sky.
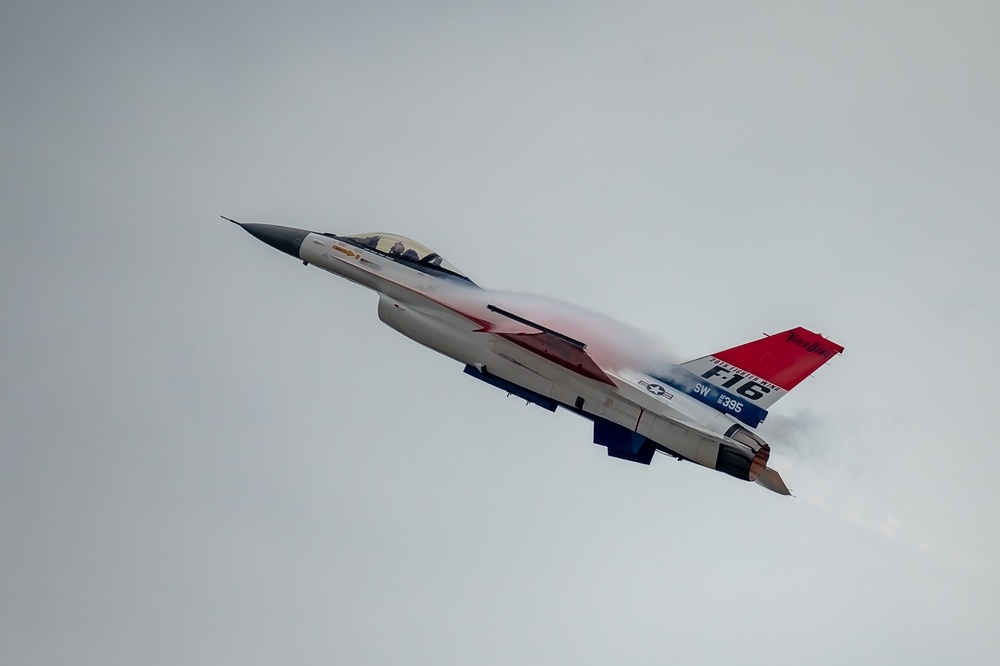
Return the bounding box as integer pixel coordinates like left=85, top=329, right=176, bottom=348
left=2, top=1, right=998, bottom=664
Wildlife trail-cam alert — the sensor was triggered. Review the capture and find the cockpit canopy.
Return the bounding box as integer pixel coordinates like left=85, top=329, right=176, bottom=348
left=341, top=232, right=470, bottom=280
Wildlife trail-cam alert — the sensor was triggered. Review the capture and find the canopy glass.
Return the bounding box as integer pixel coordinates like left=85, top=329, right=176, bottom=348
left=342, top=232, right=468, bottom=279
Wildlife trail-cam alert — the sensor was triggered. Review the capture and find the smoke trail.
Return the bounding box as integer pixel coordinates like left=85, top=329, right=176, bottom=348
left=760, top=410, right=828, bottom=463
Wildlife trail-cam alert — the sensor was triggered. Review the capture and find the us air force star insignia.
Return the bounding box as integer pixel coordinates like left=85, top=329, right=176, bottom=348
left=646, top=383, right=666, bottom=396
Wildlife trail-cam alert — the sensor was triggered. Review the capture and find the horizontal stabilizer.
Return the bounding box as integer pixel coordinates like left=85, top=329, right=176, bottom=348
left=755, top=467, right=791, bottom=495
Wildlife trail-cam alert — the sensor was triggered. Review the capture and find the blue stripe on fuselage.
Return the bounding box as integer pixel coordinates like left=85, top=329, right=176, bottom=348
left=649, top=367, right=768, bottom=428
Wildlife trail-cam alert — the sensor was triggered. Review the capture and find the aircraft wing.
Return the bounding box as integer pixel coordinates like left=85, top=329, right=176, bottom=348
left=484, top=304, right=615, bottom=385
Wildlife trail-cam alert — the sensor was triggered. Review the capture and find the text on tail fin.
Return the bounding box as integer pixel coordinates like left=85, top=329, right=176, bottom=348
left=714, top=327, right=844, bottom=391
left=680, top=327, right=843, bottom=411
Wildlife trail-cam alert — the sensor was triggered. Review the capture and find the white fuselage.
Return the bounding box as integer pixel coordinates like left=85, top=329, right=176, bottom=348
left=296, top=232, right=769, bottom=478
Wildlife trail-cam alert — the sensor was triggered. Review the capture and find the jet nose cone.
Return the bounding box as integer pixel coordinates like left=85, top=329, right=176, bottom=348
left=233, top=221, right=310, bottom=259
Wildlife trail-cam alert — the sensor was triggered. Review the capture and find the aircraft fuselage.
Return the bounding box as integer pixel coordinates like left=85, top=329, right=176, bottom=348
left=233, top=220, right=833, bottom=494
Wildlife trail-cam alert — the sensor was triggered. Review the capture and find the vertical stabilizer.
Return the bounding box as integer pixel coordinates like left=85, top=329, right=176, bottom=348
left=681, top=328, right=843, bottom=410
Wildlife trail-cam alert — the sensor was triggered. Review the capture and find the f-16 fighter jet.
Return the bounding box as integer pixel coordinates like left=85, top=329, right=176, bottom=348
left=229, top=218, right=843, bottom=495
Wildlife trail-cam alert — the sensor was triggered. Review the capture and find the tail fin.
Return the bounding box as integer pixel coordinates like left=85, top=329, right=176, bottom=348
left=681, top=327, right=844, bottom=410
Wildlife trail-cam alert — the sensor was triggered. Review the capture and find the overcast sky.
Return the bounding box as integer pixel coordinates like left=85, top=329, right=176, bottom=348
left=2, top=2, right=999, bottom=664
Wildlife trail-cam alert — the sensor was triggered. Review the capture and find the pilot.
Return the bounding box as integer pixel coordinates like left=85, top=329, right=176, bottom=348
left=390, top=240, right=421, bottom=261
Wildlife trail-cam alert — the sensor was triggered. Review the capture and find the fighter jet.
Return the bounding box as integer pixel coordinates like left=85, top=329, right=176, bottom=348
left=230, top=218, right=843, bottom=494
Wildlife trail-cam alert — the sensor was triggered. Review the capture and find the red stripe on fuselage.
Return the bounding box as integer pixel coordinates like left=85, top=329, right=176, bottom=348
left=498, top=332, right=616, bottom=385
left=353, top=262, right=613, bottom=385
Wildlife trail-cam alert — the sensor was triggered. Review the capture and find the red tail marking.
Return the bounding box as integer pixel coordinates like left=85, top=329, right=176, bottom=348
left=713, top=327, right=844, bottom=391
